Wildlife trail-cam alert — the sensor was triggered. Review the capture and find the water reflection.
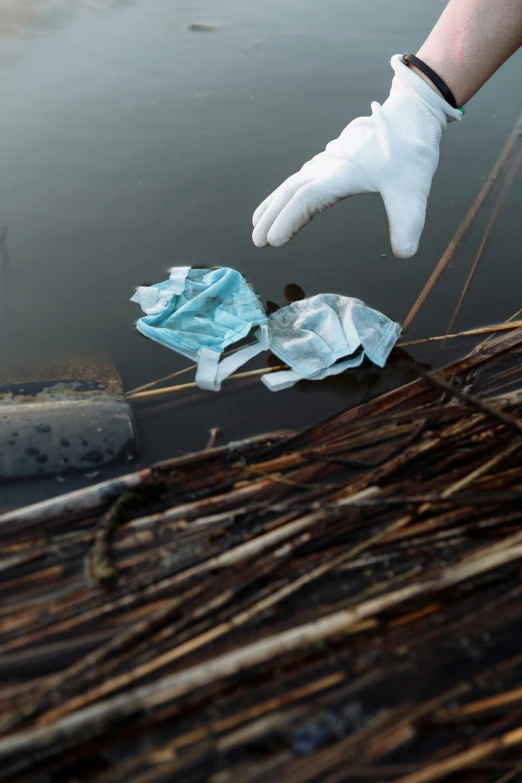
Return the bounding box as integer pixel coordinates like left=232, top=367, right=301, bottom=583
left=265, top=300, right=281, bottom=315
left=283, top=283, right=305, bottom=303
left=266, top=282, right=306, bottom=314
left=293, top=347, right=430, bottom=398
left=0, top=0, right=131, bottom=38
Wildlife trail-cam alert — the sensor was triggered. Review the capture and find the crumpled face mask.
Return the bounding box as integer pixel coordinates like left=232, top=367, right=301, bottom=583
left=262, top=293, right=401, bottom=391
left=131, top=266, right=268, bottom=391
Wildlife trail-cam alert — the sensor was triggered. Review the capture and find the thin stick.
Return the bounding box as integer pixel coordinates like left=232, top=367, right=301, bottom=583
left=127, top=365, right=285, bottom=401
left=402, top=110, right=522, bottom=332
left=479, top=307, right=522, bottom=349
left=492, top=763, right=522, bottom=783
left=391, top=737, right=508, bottom=783
left=126, top=342, right=258, bottom=395
left=445, top=684, right=522, bottom=719
left=398, top=320, right=522, bottom=347
left=0, top=469, right=150, bottom=536
left=403, top=361, right=522, bottom=438
left=88, top=491, right=142, bottom=584
left=444, top=144, right=522, bottom=339
left=393, top=723, right=522, bottom=783
left=127, top=363, right=197, bottom=395
left=205, top=428, right=220, bottom=450
left=440, top=439, right=521, bottom=498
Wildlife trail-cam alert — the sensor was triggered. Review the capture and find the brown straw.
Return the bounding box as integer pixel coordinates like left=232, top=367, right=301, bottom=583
left=402, top=110, right=522, bottom=332
left=444, top=144, right=522, bottom=339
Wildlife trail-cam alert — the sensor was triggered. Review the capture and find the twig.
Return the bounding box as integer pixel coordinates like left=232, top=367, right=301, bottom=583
left=441, top=684, right=522, bottom=720
left=492, top=763, right=522, bottom=783
left=392, top=723, right=522, bottom=783
left=402, top=361, right=522, bottom=438
left=87, top=491, right=142, bottom=583
left=126, top=342, right=258, bottom=395
left=126, top=363, right=198, bottom=395
left=127, top=365, right=285, bottom=400
left=398, top=320, right=522, bottom=347
left=205, top=427, right=220, bottom=450
left=0, top=469, right=150, bottom=536
left=440, top=440, right=521, bottom=498
left=235, top=462, right=345, bottom=492
left=479, top=307, right=522, bottom=348
left=444, top=144, right=522, bottom=339
left=402, top=110, right=522, bottom=331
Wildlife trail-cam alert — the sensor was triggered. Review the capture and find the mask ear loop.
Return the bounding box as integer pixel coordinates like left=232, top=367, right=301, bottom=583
left=261, top=369, right=301, bottom=392
left=168, top=266, right=191, bottom=295
left=130, top=267, right=191, bottom=314
left=262, top=351, right=367, bottom=392
left=196, top=325, right=269, bottom=391
left=130, top=286, right=174, bottom=315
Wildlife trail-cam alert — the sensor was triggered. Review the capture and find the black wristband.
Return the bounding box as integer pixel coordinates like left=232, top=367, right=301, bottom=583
left=401, top=53, right=459, bottom=110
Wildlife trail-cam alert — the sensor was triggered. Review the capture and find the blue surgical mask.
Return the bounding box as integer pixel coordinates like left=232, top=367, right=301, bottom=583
left=262, top=294, right=401, bottom=391
left=131, top=267, right=268, bottom=391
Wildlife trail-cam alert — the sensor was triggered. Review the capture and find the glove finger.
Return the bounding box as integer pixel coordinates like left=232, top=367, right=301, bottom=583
left=381, top=185, right=427, bottom=259
left=252, top=174, right=312, bottom=248
left=252, top=191, right=277, bottom=228
left=252, top=172, right=308, bottom=228
left=266, top=181, right=335, bottom=247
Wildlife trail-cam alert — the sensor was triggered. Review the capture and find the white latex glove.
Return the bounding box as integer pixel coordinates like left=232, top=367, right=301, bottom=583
left=252, top=55, right=463, bottom=258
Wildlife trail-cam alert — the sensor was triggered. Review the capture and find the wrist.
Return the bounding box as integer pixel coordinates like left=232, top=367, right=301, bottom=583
left=415, top=47, right=464, bottom=108
left=406, top=61, right=446, bottom=101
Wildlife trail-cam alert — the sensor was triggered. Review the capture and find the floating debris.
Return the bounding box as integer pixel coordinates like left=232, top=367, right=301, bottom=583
left=265, top=299, right=281, bottom=315
left=188, top=22, right=218, bottom=32
left=205, top=426, right=220, bottom=450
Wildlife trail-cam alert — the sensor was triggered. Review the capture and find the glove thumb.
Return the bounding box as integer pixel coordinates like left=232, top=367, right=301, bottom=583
left=381, top=183, right=428, bottom=259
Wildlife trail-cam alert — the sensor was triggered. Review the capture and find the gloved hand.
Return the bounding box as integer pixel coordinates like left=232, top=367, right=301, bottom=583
left=252, top=54, right=462, bottom=258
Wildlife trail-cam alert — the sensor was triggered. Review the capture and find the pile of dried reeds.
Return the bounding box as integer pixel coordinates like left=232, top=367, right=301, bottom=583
left=2, top=326, right=522, bottom=783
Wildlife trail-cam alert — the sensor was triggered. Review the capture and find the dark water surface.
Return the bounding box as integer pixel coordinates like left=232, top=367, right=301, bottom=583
left=0, top=0, right=520, bottom=504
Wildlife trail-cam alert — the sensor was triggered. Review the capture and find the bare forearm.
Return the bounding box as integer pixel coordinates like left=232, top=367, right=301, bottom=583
left=413, top=0, right=522, bottom=106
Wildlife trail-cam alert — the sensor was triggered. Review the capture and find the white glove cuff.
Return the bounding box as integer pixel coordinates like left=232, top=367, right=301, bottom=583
left=390, top=54, right=463, bottom=125
left=381, top=54, right=463, bottom=147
